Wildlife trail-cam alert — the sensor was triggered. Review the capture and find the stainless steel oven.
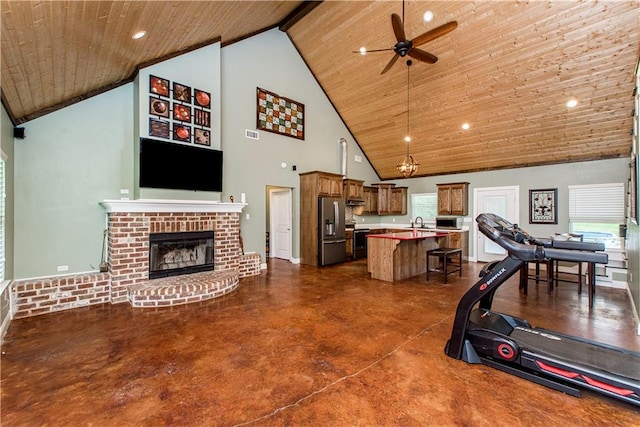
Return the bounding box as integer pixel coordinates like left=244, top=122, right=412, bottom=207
left=353, top=229, right=369, bottom=259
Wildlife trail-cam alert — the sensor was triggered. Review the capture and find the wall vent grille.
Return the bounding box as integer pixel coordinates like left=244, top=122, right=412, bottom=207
left=245, top=129, right=259, bottom=140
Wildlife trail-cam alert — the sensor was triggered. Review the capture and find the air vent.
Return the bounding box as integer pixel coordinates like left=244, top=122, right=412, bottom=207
left=245, top=129, right=259, bottom=140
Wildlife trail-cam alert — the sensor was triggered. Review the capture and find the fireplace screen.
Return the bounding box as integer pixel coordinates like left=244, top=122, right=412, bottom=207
left=149, top=231, right=214, bottom=279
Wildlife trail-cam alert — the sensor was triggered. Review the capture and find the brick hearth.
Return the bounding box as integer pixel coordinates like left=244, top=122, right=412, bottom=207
left=12, top=200, right=260, bottom=317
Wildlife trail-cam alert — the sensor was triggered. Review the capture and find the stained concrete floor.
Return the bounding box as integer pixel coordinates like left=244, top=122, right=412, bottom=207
left=1, top=259, right=639, bottom=426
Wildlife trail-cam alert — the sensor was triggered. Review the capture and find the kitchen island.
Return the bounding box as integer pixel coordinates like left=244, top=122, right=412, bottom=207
left=367, top=231, right=449, bottom=282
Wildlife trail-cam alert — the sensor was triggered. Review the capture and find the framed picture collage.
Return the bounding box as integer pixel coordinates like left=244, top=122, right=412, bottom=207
left=148, top=75, right=212, bottom=146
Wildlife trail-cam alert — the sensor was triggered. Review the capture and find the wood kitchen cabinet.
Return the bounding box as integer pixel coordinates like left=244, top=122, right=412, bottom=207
left=437, top=182, right=469, bottom=216
left=343, top=179, right=364, bottom=202
left=373, top=184, right=407, bottom=215
left=299, top=171, right=345, bottom=265
left=390, top=187, right=407, bottom=215
left=317, top=172, right=344, bottom=197
left=362, top=186, right=378, bottom=214
left=444, top=230, right=469, bottom=261
left=345, top=229, right=353, bottom=258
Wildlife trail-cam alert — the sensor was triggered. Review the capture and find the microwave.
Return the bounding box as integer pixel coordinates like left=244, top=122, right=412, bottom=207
left=436, top=217, right=463, bottom=229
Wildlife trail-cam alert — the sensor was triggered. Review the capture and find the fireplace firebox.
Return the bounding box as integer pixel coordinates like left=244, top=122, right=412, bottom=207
left=149, top=231, right=214, bottom=279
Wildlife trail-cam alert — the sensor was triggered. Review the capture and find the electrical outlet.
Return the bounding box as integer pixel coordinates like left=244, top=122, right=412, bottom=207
left=245, top=213, right=250, bottom=220
left=57, top=265, right=69, bottom=272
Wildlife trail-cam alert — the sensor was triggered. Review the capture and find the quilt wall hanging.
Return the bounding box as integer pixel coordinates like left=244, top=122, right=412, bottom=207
left=256, top=87, right=304, bottom=140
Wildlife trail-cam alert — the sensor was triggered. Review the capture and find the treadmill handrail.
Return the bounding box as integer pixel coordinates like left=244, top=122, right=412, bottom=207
left=477, top=215, right=608, bottom=265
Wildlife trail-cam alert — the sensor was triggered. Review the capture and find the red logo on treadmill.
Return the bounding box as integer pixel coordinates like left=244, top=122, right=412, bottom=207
left=480, top=283, right=488, bottom=290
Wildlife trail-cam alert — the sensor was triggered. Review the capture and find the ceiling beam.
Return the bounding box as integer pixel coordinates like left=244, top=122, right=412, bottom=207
left=279, top=1, right=323, bottom=32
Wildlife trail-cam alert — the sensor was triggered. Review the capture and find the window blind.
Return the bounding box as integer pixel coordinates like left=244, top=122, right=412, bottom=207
left=568, top=183, right=625, bottom=223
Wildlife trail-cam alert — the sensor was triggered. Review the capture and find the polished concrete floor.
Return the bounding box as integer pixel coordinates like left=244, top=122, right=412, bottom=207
left=2, top=259, right=639, bottom=426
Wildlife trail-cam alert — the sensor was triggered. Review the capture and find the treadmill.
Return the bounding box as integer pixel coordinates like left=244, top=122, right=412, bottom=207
left=445, top=213, right=640, bottom=407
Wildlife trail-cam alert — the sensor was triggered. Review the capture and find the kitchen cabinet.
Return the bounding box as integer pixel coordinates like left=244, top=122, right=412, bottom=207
left=373, top=184, right=407, bottom=215
left=343, top=179, right=364, bottom=202
left=316, top=172, right=343, bottom=197
left=444, top=230, right=469, bottom=261
left=299, top=171, right=345, bottom=265
left=345, top=229, right=353, bottom=258
left=362, top=186, right=378, bottom=214
left=437, top=182, right=469, bottom=216
left=390, top=187, right=407, bottom=215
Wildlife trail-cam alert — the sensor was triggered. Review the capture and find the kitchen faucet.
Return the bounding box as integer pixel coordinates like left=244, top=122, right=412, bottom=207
left=415, top=216, right=424, bottom=228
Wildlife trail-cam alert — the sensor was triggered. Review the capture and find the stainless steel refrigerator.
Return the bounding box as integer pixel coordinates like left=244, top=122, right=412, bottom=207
left=318, top=196, right=346, bottom=266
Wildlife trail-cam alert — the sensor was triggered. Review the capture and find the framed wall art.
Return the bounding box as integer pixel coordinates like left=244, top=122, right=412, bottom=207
left=529, top=188, right=558, bottom=224
left=147, top=75, right=212, bottom=144
left=257, top=87, right=304, bottom=140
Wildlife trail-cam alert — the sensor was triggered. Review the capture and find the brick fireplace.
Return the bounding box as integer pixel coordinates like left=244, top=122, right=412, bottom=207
left=103, top=199, right=260, bottom=305
left=11, top=200, right=261, bottom=318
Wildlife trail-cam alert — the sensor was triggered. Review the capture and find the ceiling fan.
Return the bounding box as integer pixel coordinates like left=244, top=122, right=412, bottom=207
left=356, top=3, right=458, bottom=75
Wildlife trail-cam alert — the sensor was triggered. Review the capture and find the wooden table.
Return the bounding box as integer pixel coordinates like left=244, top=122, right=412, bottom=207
left=367, top=231, right=449, bottom=282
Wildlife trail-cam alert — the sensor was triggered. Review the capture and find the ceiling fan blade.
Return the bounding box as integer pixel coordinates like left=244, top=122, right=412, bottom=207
left=411, top=21, right=458, bottom=47
left=381, top=54, right=400, bottom=75
left=408, top=48, right=438, bottom=64
left=391, top=13, right=406, bottom=42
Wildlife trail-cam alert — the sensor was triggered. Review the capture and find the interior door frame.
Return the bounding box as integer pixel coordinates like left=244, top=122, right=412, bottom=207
left=473, top=185, right=519, bottom=262
left=268, top=187, right=293, bottom=262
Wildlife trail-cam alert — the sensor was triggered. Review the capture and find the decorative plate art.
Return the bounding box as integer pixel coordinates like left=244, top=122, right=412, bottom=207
left=147, top=75, right=211, bottom=146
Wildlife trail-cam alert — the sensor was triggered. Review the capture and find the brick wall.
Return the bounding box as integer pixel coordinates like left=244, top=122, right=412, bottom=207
left=239, top=253, right=261, bottom=278
left=12, top=273, right=110, bottom=318
left=11, top=208, right=260, bottom=318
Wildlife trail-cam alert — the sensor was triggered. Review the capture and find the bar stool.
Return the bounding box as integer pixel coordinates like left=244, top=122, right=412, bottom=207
left=519, top=260, right=554, bottom=295
left=426, top=248, right=462, bottom=284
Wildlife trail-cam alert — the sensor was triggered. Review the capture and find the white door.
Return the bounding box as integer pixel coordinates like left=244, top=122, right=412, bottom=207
left=270, top=189, right=292, bottom=260
left=474, top=186, right=519, bottom=262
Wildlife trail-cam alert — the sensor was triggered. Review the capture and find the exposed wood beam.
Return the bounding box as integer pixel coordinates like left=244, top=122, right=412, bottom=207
left=278, top=1, right=323, bottom=32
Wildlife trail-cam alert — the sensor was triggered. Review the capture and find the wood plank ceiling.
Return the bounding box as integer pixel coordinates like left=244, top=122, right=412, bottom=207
left=2, top=1, right=639, bottom=180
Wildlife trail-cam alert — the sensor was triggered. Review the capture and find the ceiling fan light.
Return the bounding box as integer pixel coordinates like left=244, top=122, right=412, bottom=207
left=461, top=123, right=470, bottom=130
left=566, top=98, right=579, bottom=108
left=423, top=11, right=434, bottom=22
left=359, top=47, right=367, bottom=55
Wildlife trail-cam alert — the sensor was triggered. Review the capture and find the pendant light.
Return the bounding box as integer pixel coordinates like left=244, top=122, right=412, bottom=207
left=396, top=60, right=419, bottom=178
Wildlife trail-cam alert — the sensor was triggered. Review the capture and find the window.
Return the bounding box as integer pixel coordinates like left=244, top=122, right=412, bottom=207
left=568, top=183, right=624, bottom=249
left=411, top=192, right=437, bottom=222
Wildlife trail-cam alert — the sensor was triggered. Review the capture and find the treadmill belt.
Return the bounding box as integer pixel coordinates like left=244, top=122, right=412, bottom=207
left=511, top=327, right=640, bottom=381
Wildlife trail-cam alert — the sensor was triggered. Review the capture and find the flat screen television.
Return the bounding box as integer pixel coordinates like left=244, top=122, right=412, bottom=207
left=139, top=137, right=223, bottom=192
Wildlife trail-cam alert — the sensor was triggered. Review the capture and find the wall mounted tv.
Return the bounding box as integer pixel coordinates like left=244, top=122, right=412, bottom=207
left=139, top=138, right=223, bottom=192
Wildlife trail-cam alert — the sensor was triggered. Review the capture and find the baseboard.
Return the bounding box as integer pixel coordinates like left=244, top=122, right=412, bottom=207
left=290, top=257, right=300, bottom=264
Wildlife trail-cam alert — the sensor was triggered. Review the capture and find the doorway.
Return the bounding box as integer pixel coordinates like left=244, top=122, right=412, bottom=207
left=474, top=186, right=519, bottom=262
left=268, top=188, right=292, bottom=261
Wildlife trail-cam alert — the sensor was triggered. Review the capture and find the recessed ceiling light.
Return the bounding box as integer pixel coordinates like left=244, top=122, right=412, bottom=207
left=423, top=11, right=434, bottom=22
left=359, top=47, right=367, bottom=55
left=132, top=30, right=147, bottom=40
left=566, top=99, right=579, bottom=108
left=461, top=123, right=470, bottom=130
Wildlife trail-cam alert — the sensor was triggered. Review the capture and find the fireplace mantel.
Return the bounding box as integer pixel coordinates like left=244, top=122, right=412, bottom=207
left=100, top=199, right=247, bottom=213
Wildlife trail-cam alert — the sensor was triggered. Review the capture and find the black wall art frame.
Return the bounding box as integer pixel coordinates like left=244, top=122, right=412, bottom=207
left=529, top=188, right=558, bottom=224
